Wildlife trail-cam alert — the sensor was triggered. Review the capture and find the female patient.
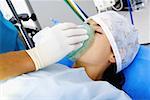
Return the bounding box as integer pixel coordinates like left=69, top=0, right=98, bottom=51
left=0, top=11, right=139, bottom=100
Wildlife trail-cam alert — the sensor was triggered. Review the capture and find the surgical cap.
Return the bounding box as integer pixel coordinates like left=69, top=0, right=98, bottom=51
left=90, top=11, right=140, bottom=73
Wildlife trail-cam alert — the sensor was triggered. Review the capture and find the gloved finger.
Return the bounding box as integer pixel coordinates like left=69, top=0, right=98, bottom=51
left=69, top=43, right=83, bottom=51
left=67, top=35, right=89, bottom=45
left=33, top=27, right=50, bottom=43
left=53, top=22, right=77, bottom=30
left=64, top=28, right=87, bottom=37
left=33, top=32, right=43, bottom=43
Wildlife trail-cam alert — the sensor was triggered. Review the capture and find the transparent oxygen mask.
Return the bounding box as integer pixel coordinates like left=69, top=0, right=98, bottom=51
left=66, top=23, right=95, bottom=62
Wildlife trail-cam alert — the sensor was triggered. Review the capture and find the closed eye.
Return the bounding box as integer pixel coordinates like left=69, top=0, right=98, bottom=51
left=86, top=22, right=90, bottom=25
left=96, top=24, right=100, bottom=27
left=95, top=30, right=103, bottom=34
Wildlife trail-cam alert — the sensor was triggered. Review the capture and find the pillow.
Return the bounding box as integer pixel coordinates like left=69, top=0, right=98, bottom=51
left=123, top=45, right=150, bottom=99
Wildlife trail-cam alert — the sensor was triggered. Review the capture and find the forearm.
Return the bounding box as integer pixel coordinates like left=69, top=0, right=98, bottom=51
left=0, top=51, right=36, bottom=80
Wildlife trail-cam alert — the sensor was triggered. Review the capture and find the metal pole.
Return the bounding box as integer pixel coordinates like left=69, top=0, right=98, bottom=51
left=6, top=0, right=34, bottom=49
left=25, top=0, right=42, bottom=30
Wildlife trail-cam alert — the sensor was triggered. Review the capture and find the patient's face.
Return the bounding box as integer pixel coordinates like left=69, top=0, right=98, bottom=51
left=76, top=19, right=113, bottom=67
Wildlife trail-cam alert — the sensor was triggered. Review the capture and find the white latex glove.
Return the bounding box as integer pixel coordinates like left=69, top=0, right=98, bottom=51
left=26, top=23, right=88, bottom=70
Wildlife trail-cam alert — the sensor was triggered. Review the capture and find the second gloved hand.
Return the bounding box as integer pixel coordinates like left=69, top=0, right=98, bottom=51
left=26, top=23, right=88, bottom=70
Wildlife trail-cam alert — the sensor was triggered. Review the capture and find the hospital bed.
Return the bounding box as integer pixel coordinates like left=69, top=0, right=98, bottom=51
left=123, top=45, right=150, bottom=99
left=59, top=44, right=150, bottom=99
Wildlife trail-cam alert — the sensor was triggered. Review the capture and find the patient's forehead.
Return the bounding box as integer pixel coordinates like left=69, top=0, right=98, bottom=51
left=87, top=19, right=98, bottom=25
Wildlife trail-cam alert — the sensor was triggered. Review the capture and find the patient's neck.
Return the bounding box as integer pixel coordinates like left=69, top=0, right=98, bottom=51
left=73, top=62, right=110, bottom=81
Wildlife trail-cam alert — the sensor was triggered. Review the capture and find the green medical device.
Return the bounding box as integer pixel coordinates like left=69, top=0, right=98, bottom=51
left=67, top=23, right=95, bottom=61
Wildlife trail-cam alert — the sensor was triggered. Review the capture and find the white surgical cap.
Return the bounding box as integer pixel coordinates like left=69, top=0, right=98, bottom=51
left=90, top=11, right=140, bottom=73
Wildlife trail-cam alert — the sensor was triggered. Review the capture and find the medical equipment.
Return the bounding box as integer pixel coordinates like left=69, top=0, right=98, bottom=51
left=128, top=0, right=145, bottom=10
left=126, top=0, right=134, bottom=25
left=9, top=13, right=39, bottom=38
left=93, top=0, right=146, bottom=25
left=90, top=11, right=139, bottom=73
left=112, top=0, right=145, bottom=11
left=93, top=0, right=145, bottom=12
left=25, top=0, right=42, bottom=30
left=6, top=0, right=34, bottom=49
left=9, top=13, right=36, bottom=23
left=67, top=23, right=95, bottom=62
left=64, top=0, right=88, bottom=22
left=93, top=0, right=116, bottom=12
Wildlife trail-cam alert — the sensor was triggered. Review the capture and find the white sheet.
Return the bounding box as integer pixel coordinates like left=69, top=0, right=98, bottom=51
left=0, top=64, right=131, bottom=100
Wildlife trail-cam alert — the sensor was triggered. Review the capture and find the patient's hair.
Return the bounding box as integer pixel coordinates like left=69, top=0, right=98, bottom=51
left=101, top=63, right=125, bottom=90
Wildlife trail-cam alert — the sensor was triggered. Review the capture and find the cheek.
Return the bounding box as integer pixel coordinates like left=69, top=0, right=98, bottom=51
left=78, top=34, right=111, bottom=65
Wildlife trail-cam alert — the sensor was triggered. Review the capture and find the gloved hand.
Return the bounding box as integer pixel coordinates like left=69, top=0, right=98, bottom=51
left=26, top=23, right=88, bottom=70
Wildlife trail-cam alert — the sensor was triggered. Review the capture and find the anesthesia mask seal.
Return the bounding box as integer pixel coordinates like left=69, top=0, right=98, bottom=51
left=67, top=23, right=95, bottom=62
